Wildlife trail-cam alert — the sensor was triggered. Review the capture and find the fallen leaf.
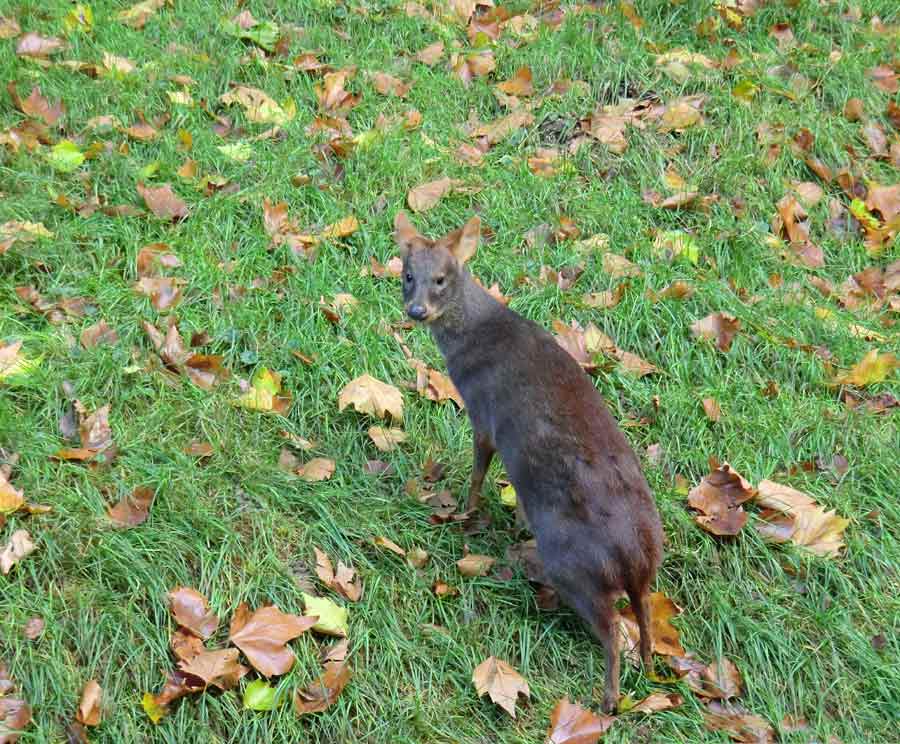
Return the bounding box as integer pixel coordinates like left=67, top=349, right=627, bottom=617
left=685, top=658, right=744, bottom=699
left=407, top=548, right=429, bottom=568
left=367, top=426, right=407, bottom=452
left=23, top=617, right=44, bottom=640
left=137, top=183, right=188, bottom=221
left=302, top=593, right=349, bottom=637
left=407, top=176, right=460, bottom=213
left=472, top=657, right=530, bottom=718
left=296, top=458, right=335, bottom=482
left=338, top=374, right=403, bottom=421
left=602, top=253, right=641, bottom=278
left=755, top=479, right=849, bottom=558
left=80, top=320, right=118, bottom=349
left=471, top=110, right=534, bottom=145
left=372, top=72, right=411, bottom=97
left=234, top=367, right=293, bottom=415
left=0, top=16, right=21, bottom=39
left=221, top=85, right=296, bottom=125
left=832, top=349, right=897, bottom=386
left=107, top=486, right=155, bottom=527
left=229, top=604, right=317, bottom=677
left=497, top=67, right=534, bottom=96
left=630, top=691, right=684, bottom=714
left=75, top=680, right=102, bottom=726
left=314, top=548, right=363, bottom=602
left=372, top=535, right=405, bottom=556
left=1, top=529, right=36, bottom=574
left=659, top=97, right=705, bottom=132
left=415, top=41, right=444, bottom=66
left=179, top=648, right=247, bottom=690
left=16, top=32, right=64, bottom=58
left=170, top=628, right=203, bottom=663
left=703, top=701, right=776, bottom=743
left=8, top=84, right=64, bottom=126
left=141, top=671, right=203, bottom=724
left=546, top=697, right=615, bottom=743
left=135, top=277, right=184, bottom=311
left=702, top=398, right=721, bottom=422
left=243, top=679, right=277, bottom=711
left=868, top=65, right=898, bottom=94
left=691, top=313, right=740, bottom=352
left=457, top=554, right=496, bottom=577
left=619, top=591, right=685, bottom=659
left=294, top=658, right=352, bottom=715
left=314, top=69, right=360, bottom=113
left=687, top=463, right=756, bottom=536
left=0, top=470, right=24, bottom=515
left=168, top=587, right=218, bottom=639
left=117, top=0, right=166, bottom=28
left=0, top=694, right=31, bottom=741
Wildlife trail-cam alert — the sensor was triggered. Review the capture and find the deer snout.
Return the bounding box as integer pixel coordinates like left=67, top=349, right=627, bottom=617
left=406, top=303, right=428, bottom=321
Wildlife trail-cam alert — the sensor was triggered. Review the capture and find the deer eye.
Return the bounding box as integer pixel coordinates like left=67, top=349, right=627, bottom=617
left=434, top=276, right=445, bottom=287
left=405, top=273, right=413, bottom=283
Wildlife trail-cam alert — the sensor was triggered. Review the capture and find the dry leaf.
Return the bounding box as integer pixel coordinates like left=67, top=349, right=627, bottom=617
left=471, top=110, right=533, bottom=145
left=338, top=374, right=403, bottom=420
left=415, top=41, right=444, bottom=66
left=1, top=529, right=36, bottom=574
left=16, top=32, right=64, bottom=58
left=372, top=72, right=411, bottom=97
left=0, top=470, right=24, bottom=515
left=472, top=657, right=530, bottom=718
left=234, top=368, right=292, bottom=414
left=546, top=697, right=615, bottom=743
left=80, top=320, right=118, bottom=349
left=76, top=680, right=102, bottom=726
left=137, top=183, right=188, bottom=221
left=602, top=253, right=641, bottom=278
left=296, top=458, right=335, bottom=482
left=314, top=548, right=363, bottom=602
left=619, top=591, right=685, bottom=659
left=23, top=617, right=44, bottom=640
left=703, top=701, right=776, bottom=743
left=702, top=398, right=721, bottom=422
left=691, top=313, right=740, bottom=352
left=497, top=67, right=534, bottom=97
left=372, top=535, right=406, bottom=556
left=294, top=658, right=352, bottom=715
left=688, top=463, right=756, bottom=536
left=832, top=349, right=897, bottom=386
left=755, top=480, right=849, bottom=558
left=367, top=426, right=407, bottom=452
left=229, top=604, right=317, bottom=677
left=407, top=177, right=460, bottom=213
left=630, top=691, right=684, bottom=714
left=457, top=554, right=496, bottom=577
left=168, top=587, right=218, bottom=639
left=179, top=648, right=247, bottom=690
left=107, top=486, right=155, bottom=528
left=135, top=277, right=184, bottom=311
left=221, top=85, right=296, bottom=125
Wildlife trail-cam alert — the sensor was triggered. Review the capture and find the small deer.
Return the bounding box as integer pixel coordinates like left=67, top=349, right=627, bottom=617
left=394, top=212, right=664, bottom=713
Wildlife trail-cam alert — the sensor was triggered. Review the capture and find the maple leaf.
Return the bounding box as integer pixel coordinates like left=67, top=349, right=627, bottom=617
left=229, top=604, right=317, bottom=677
left=0, top=469, right=25, bottom=515
left=314, top=69, right=360, bottom=113
left=687, top=463, right=756, bottom=536
left=367, top=426, right=407, bottom=452
left=472, top=657, right=529, bottom=718
left=628, top=692, right=684, bottom=714
left=314, top=548, right=363, bottom=601
left=497, top=66, right=534, bottom=96
left=832, top=349, right=897, bottom=386
left=243, top=679, right=278, bottom=711
left=703, top=701, right=776, bottom=743
left=107, top=486, right=155, bottom=528
left=546, top=697, right=615, bottom=743
left=691, top=312, right=740, bottom=352
left=619, top=591, right=685, bottom=659
left=75, top=680, right=102, bottom=726
left=338, top=374, right=403, bottom=421
left=179, top=648, right=247, bottom=690
left=1, top=529, right=36, bottom=575
left=407, top=176, right=462, bottom=213
left=7, top=83, right=64, bottom=126
left=457, top=554, right=496, bottom=577
left=296, top=458, right=335, bottom=482
left=221, top=85, right=296, bottom=125
left=137, top=183, right=189, bottom=221
left=294, top=657, right=352, bottom=715
left=141, top=670, right=203, bottom=724
left=168, top=587, right=219, bottom=639
left=234, top=368, right=293, bottom=415
left=755, top=480, right=849, bottom=558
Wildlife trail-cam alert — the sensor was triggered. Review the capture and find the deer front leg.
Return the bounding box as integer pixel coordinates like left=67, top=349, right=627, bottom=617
left=467, top=431, right=495, bottom=512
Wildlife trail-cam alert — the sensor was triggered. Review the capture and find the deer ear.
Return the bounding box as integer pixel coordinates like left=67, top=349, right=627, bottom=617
left=394, top=211, right=422, bottom=257
left=444, top=216, right=481, bottom=264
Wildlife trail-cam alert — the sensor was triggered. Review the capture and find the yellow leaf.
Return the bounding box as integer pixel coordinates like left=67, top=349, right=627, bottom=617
left=338, top=374, right=404, bottom=421
left=500, top=484, right=517, bottom=508
left=141, top=692, right=166, bottom=724
left=472, top=657, right=530, bottom=718
left=233, top=367, right=292, bottom=414
left=832, top=349, right=898, bottom=387
left=302, top=593, right=349, bottom=637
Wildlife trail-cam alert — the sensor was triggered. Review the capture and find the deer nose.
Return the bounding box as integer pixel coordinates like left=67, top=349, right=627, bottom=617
left=407, top=303, right=428, bottom=321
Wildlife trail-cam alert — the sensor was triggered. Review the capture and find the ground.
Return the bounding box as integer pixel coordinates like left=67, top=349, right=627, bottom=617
left=1, top=1, right=899, bottom=742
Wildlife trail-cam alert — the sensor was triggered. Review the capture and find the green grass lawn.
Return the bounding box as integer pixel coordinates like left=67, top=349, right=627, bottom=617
left=2, top=0, right=899, bottom=741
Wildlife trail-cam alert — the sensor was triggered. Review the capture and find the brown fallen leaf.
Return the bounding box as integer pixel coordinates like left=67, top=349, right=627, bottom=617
left=659, top=96, right=705, bottom=132
left=755, top=479, right=849, bottom=558
left=80, top=320, right=118, bottom=349
left=497, top=66, right=534, bottom=97
left=0, top=469, right=24, bottom=515
left=868, top=65, right=898, bottom=94
left=629, top=691, right=684, bottom=714
left=452, top=50, right=496, bottom=85
left=0, top=16, right=21, bottom=39
left=367, top=426, right=407, bottom=452
left=688, top=658, right=744, bottom=700
left=470, top=109, right=534, bottom=145
left=135, top=276, right=184, bottom=311
left=338, top=374, right=404, bottom=420
left=702, top=398, right=722, bottom=422
left=294, top=657, right=352, bottom=715
left=457, top=553, right=496, bottom=577
left=168, top=587, right=218, bottom=639
left=473, top=657, right=529, bottom=718
left=178, top=648, right=247, bottom=690
left=703, top=701, right=776, bottom=743
left=314, top=69, right=360, bottom=113
left=691, top=312, right=740, bottom=352
left=170, top=628, right=204, bottom=663
left=407, top=176, right=461, bottom=213
left=141, top=669, right=204, bottom=724
left=415, top=41, right=444, bottom=66
left=546, top=697, right=615, bottom=743
left=619, top=591, right=685, bottom=659
left=136, top=243, right=181, bottom=277
left=7, top=84, right=64, bottom=126
left=118, top=0, right=167, bottom=29
left=23, top=617, right=45, bottom=640
left=1, top=529, right=36, bottom=574
left=408, top=359, right=465, bottom=408
left=296, top=458, right=335, bottom=482
left=16, top=32, right=64, bottom=58
left=371, top=72, right=411, bottom=97
left=602, top=253, right=641, bottom=279
left=230, top=604, right=318, bottom=677
left=0, top=693, right=31, bottom=741
left=314, top=548, right=363, bottom=602
left=107, top=486, right=155, bottom=528
left=75, top=680, right=102, bottom=726
left=687, top=463, right=756, bottom=536
left=372, top=535, right=406, bottom=556
left=137, top=182, right=189, bottom=221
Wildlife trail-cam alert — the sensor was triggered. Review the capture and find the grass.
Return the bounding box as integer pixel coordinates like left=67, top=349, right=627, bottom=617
left=1, top=0, right=899, bottom=741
